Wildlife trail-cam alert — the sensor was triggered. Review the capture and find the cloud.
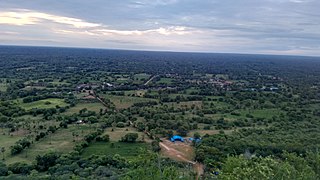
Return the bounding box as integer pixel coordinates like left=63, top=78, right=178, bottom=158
left=0, top=9, right=191, bottom=36
left=0, top=9, right=100, bottom=28
left=0, top=0, right=320, bottom=56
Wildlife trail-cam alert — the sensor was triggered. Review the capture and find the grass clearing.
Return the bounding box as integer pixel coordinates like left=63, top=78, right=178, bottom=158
left=188, top=129, right=235, bottom=137
left=0, top=83, right=8, bottom=92
left=64, top=102, right=105, bottom=115
left=5, top=124, right=95, bottom=165
left=19, top=98, right=69, bottom=110
left=156, top=78, right=174, bottom=85
left=82, top=142, right=148, bottom=158
left=22, top=86, right=47, bottom=91
left=0, top=133, right=23, bottom=162
left=101, top=95, right=157, bottom=109
left=229, top=108, right=283, bottom=119
left=126, top=90, right=146, bottom=97
left=133, top=73, right=151, bottom=84
left=134, top=73, right=151, bottom=80
left=16, top=115, right=44, bottom=121
left=103, top=127, right=149, bottom=142
left=164, top=101, right=203, bottom=109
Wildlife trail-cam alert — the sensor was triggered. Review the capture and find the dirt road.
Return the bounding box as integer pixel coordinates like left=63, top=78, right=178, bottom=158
left=144, top=75, right=158, bottom=86
left=160, top=140, right=204, bottom=179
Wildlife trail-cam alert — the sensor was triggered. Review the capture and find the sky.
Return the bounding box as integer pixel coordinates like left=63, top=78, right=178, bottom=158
left=0, top=0, right=319, bottom=56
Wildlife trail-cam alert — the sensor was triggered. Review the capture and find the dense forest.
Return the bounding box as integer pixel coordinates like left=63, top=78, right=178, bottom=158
left=0, top=46, right=320, bottom=179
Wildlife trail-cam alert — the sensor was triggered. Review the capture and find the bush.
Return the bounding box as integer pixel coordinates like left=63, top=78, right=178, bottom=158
left=0, top=162, right=8, bottom=176
left=120, top=133, right=138, bottom=143
left=151, top=141, right=161, bottom=152
left=11, top=144, right=23, bottom=155
left=116, top=122, right=125, bottom=128
left=36, top=152, right=60, bottom=172
left=35, top=132, right=46, bottom=141
left=8, top=162, right=33, bottom=175
left=96, top=135, right=110, bottom=142
left=17, top=138, right=31, bottom=149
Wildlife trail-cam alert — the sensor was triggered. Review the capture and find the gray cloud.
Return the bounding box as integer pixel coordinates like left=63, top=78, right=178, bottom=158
left=0, top=0, right=319, bottom=56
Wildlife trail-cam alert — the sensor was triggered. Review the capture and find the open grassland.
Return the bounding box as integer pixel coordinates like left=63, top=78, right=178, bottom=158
left=124, top=90, right=146, bottom=97
left=19, top=98, right=69, bottom=110
left=0, top=133, right=22, bottom=162
left=64, top=102, right=105, bottom=115
left=82, top=142, right=149, bottom=159
left=4, top=124, right=95, bottom=165
left=133, top=73, right=151, bottom=84
left=156, top=78, right=174, bottom=85
left=164, top=101, right=203, bottom=109
left=116, top=77, right=130, bottom=84
left=16, top=115, right=44, bottom=121
left=228, top=108, right=283, bottom=119
left=103, top=127, right=150, bottom=142
left=101, top=95, right=157, bottom=109
left=134, top=73, right=151, bottom=80
left=50, top=79, right=70, bottom=86
left=187, top=129, right=235, bottom=137
left=0, top=83, right=8, bottom=92
left=22, top=86, right=47, bottom=91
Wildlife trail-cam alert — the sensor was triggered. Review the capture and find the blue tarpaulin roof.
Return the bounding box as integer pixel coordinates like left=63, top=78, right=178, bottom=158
left=170, top=135, right=184, bottom=142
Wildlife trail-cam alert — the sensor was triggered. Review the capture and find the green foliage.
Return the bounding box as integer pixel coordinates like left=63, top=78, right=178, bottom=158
left=96, top=134, right=110, bottom=142
left=8, top=162, right=33, bottom=175
left=151, top=141, right=161, bottom=152
left=0, top=162, right=8, bottom=176
left=35, top=152, right=60, bottom=172
left=220, top=154, right=316, bottom=180
left=194, top=132, right=201, bottom=139
left=120, top=133, right=138, bottom=143
left=11, top=144, right=23, bottom=155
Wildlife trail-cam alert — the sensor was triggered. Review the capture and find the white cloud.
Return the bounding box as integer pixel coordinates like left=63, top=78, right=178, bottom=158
left=0, top=0, right=320, bottom=57
left=0, top=9, right=101, bottom=28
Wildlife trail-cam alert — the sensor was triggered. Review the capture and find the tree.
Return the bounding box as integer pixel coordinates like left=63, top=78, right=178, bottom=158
left=194, top=132, right=201, bottom=139
left=1, top=147, right=5, bottom=160
left=8, top=162, right=33, bottom=175
left=11, top=144, right=23, bottom=155
left=96, top=135, right=110, bottom=142
left=151, top=141, right=161, bottom=152
left=36, top=152, right=60, bottom=172
left=219, top=155, right=316, bottom=180
left=0, top=162, right=8, bottom=176
left=120, top=133, right=138, bottom=143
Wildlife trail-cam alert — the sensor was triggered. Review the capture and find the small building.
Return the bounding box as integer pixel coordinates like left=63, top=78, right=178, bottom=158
left=170, top=135, right=184, bottom=142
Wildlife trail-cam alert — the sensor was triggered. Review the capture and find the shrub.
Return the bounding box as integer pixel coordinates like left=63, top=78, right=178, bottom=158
left=120, top=133, right=138, bottom=143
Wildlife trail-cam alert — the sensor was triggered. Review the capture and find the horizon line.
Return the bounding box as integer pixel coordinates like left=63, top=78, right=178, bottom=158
left=0, top=44, right=319, bottom=59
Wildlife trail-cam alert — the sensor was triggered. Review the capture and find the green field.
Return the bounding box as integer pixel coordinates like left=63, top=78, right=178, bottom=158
left=22, top=86, right=47, bottom=91
left=156, top=78, right=174, bottom=85
left=133, top=73, right=151, bottom=84
left=16, top=115, right=44, bottom=121
left=0, top=83, right=8, bottom=92
left=134, top=73, right=151, bottom=80
left=5, top=124, right=95, bottom=165
left=215, top=74, right=229, bottom=80
left=0, top=133, right=22, bottom=162
left=82, top=142, right=149, bottom=158
left=19, top=98, right=69, bottom=110
left=229, top=108, right=283, bottom=119
left=116, top=77, right=130, bottom=84
left=50, top=79, right=70, bottom=86
left=164, top=101, right=203, bottom=109
left=101, top=95, right=157, bottom=109
left=104, top=127, right=149, bottom=142
left=64, top=102, right=105, bottom=115
left=124, top=90, right=146, bottom=97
